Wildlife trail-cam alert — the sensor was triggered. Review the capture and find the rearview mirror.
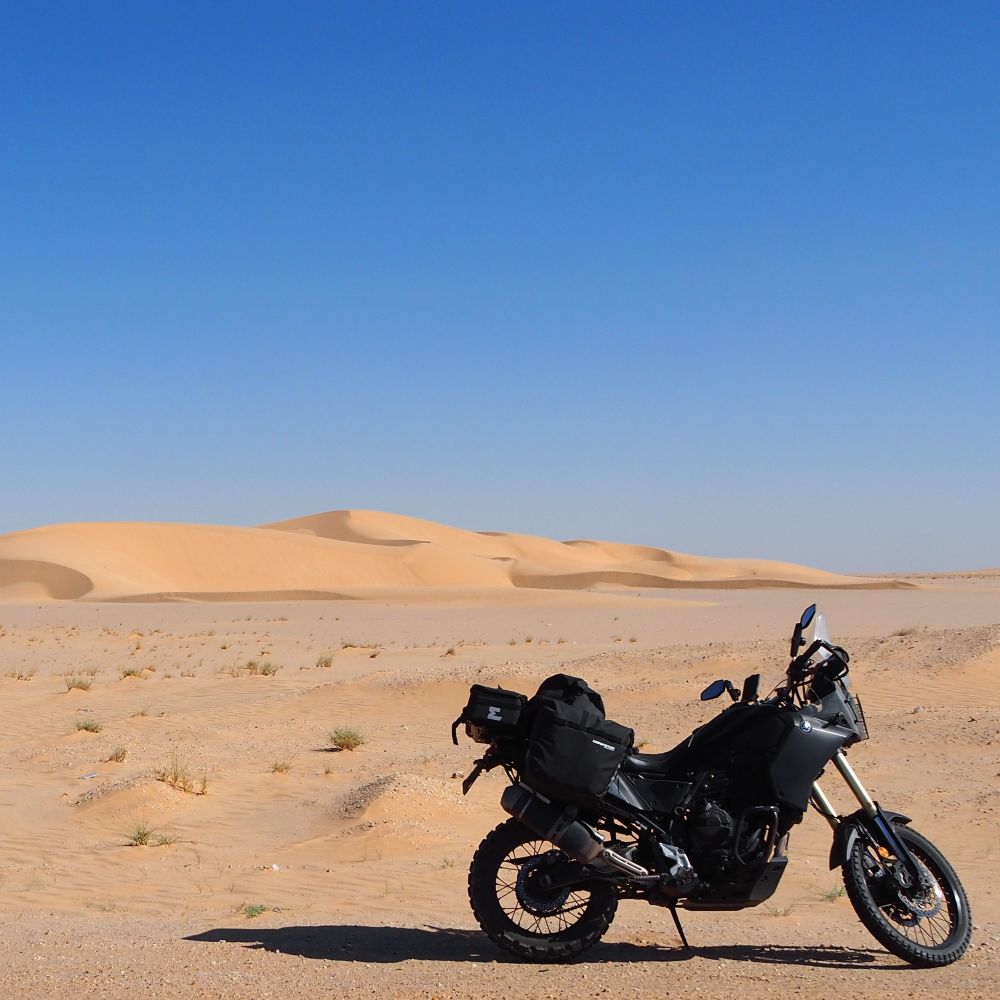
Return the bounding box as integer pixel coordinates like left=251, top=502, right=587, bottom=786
left=701, top=679, right=727, bottom=701
left=790, top=603, right=817, bottom=657
left=701, top=678, right=743, bottom=702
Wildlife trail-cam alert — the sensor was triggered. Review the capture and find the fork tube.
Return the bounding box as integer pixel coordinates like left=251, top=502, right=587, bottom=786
left=809, top=783, right=840, bottom=830
left=831, top=750, right=877, bottom=817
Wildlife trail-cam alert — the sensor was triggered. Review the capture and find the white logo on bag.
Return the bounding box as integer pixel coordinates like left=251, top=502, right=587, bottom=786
left=488, top=706, right=503, bottom=721
left=592, top=739, right=615, bottom=751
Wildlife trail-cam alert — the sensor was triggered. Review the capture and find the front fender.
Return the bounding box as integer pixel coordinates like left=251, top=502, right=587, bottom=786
left=828, top=808, right=911, bottom=870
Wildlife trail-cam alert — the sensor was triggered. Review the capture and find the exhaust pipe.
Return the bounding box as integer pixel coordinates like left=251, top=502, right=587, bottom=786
left=501, top=784, right=604, bottom=864
left=500, top=784, right=649, bottom=876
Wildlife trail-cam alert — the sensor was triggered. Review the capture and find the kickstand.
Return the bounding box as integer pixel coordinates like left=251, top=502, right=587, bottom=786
left=668, top=905, right=691, bottom=950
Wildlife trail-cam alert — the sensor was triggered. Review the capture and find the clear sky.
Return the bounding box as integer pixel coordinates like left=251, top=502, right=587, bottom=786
left=1, top=2, right=997, bottom=573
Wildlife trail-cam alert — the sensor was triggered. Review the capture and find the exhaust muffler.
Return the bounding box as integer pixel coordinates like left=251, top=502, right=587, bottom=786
left=500, top=784, right=604, bottom=863
left=500, top=784, right=648, bottom=876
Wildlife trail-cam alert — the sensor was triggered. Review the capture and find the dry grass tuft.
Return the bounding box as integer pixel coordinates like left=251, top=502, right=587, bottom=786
left=271, top=760, right=293, bottom=774
left=65, top=676, right=92, bottom=691
left=126, top=818, right=155, bottom=846
left=227, top=660, right=281, bottom=677
left=316, top=654, right=333, bottom=669
left=120, top=666, right=145, bottom=680
left=156, top=752, right=208, bottom=795
left=126, top=819, right=176, bottom=847
left=106, top=746, right=128, bottom=763
left=329, top=726, right=367, bottom=751
left=75, top=719, right=103, bottom=733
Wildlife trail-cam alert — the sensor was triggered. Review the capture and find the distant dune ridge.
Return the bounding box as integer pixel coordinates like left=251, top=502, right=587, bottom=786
left=0, top=509, right=907, bottom=602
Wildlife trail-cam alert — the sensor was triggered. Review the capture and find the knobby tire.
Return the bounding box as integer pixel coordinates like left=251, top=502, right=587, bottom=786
left=468, top=818, right=617, bottom=962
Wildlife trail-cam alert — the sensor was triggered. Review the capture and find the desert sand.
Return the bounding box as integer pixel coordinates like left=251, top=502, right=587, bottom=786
left=0, top=512, right=997, bottom=998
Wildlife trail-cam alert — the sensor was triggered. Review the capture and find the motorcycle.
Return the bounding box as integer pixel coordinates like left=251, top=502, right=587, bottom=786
left=453, top=604, right=972, bottom=966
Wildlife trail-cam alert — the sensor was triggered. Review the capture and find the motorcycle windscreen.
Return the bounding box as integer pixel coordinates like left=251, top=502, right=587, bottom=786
left=807, top=611, right=834, bottom=664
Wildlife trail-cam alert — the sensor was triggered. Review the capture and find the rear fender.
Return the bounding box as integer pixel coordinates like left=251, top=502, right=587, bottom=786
left=828, top=808, right=911, bottom=870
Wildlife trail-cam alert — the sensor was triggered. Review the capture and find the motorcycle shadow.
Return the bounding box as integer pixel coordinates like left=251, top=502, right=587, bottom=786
left=185, top=925, right=894, bottom=969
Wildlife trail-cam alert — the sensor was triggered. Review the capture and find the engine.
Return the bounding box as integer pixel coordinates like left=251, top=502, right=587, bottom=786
left=687, top=798, right=736, bottom=867
left=683, top=794, right=775, bottom=877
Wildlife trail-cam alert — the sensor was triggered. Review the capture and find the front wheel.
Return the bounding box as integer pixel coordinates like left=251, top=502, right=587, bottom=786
left=468, top=818, right=618, bottom=962
left=843, top=823, right=971, bottom=966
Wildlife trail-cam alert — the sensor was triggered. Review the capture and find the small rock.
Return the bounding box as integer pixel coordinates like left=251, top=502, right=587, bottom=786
left=450, top=771, right=463, bottom=779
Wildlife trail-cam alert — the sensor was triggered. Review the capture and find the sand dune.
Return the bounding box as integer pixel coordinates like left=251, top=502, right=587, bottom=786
left=0, top=509, right=905, bottom=602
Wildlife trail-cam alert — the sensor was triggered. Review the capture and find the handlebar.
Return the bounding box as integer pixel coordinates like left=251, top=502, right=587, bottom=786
left=788, top=638, right=850, bottom=683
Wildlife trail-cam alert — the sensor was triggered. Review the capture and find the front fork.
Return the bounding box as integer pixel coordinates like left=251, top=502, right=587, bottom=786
left=812, top=750, right=919, bottom=883
left=810, top=750, right=877, bottom=829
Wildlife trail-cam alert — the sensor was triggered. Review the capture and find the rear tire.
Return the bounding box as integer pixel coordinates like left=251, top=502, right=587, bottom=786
left=843, top=823, right=971, bottom=967
left=468, top=818, right=617, bottom=962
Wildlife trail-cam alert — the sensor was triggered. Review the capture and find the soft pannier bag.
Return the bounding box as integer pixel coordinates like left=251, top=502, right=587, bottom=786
left=452, top=684, right=527, bottom=745
left=522, top=694, right=633, bottom=804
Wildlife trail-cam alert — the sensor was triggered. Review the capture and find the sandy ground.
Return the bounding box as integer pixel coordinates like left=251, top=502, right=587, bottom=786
left=1, top=577, right=998, bottom=997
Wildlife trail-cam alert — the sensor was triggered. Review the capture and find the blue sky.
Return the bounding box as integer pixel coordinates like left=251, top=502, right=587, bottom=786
left=1, top=2, right=997, bottom=572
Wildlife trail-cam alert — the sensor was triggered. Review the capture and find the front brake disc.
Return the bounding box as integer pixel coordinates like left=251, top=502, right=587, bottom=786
left=895, top=856, right=944, bottom=920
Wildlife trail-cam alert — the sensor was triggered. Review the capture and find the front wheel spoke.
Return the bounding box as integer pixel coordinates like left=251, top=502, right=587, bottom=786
left=924, top=915, right=950, bottom=944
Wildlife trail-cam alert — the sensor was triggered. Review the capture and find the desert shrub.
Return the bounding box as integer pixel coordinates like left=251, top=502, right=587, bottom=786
left=126, top=820, right=175, bottom=847
left=127, top=819, right=154, bottom=846
left=156, top=752, right=208, bottom=795
left=329, top=726, right=367, bottom=751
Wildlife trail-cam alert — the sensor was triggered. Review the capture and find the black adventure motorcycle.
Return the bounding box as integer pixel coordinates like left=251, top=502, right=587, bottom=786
left=452, top=605, right=972, bottom=966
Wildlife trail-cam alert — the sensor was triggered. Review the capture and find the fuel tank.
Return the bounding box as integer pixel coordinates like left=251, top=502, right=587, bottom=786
left=647, top=703, right=852, bottom=813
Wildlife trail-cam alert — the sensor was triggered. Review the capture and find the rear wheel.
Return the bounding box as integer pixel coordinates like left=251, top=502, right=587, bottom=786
left=468, top=818, right=617, bottom=962
left=843, top=823, right=971, bottom=966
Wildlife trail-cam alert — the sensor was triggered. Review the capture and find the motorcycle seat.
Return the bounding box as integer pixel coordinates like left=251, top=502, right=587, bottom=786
left=621, top=746, right=684, bottom=775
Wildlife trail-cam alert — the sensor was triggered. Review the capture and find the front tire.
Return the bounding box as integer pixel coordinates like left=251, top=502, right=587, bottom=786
left=843, top=823, right=972, bottom=966
left=468, top=818, right=618, bottom=962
